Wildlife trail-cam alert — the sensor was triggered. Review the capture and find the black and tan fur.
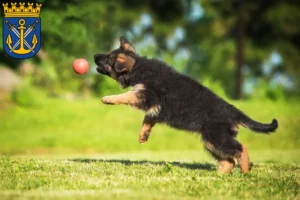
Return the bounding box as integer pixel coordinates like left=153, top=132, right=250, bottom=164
left=94, top=36, right=278, bottom=174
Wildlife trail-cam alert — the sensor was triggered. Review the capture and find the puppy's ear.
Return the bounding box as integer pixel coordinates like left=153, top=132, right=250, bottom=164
left=115, top=53, right=136, bottom=73
left=120, top=36, right=135, bottom=53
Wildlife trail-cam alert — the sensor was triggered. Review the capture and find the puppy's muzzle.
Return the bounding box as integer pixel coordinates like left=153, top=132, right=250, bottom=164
left=94, top=54, right=109, bottom=75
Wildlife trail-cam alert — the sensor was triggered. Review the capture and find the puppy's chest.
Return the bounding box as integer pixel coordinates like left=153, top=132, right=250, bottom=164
left=132, top=83, right=163, bottom=116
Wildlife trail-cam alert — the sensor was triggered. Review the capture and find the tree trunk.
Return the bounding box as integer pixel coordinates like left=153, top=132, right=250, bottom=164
left=234, top=0, right=246, bottom=99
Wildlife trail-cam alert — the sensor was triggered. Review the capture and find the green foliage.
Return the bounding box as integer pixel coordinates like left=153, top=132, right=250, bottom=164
left=0, top=0, right=146, bottom=95
left=187, top=39, right=236, bottom=96
left=265, top=86, right=286, bottom=101
left=11, top=81, right=37, bottom=107
left=185, top=0, right=300, bottom=98
left=244, top=79, right=287, bottom=101
left=161, top=51, right=188, bottom=73
left=201, top=78, right=228, bottom=99
left=1, top=0, right=300, bottom=99
left=96, top=76, right=124, bottom=96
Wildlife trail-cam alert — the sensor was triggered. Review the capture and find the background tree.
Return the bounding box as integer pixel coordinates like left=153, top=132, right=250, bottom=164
left=0, top=0, right=299, bottom=99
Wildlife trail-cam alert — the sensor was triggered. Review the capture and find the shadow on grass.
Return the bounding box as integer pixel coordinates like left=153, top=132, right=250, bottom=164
left=71, top=158, right=215, bottom=171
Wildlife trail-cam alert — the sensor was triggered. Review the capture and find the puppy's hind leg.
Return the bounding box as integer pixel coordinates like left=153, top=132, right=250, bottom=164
left=204, top=142, right=236, bottom=174
left=218, top=158, right=235, bottom=174
left=202, top=124, right=247, bottom=174
left=235, top=144, right=252, bottom=173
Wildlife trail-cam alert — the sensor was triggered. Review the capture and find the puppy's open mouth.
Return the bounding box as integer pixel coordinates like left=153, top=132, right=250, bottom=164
left=96, top=65, right=107, bottom=74
left=96, top=64, right=113, bottom=75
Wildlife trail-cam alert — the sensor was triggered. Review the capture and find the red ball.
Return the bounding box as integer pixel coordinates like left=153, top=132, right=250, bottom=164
left=73, top=58, right=89, bottom=74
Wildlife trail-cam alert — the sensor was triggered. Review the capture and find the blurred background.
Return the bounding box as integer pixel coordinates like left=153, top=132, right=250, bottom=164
left=0, top=0, right=299, bottom=155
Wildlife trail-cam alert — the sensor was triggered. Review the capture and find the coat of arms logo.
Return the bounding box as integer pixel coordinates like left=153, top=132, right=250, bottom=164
left=2, top=2, right=42, bottom=59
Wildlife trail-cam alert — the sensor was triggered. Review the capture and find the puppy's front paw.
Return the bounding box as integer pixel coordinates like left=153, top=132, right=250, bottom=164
left=139, top=131, right=150, bottom=144
left=101, top=96, right=116, bottom=105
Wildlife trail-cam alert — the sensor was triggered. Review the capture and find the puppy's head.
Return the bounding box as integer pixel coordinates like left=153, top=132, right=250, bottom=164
left=94, top=36, right=136, bottom=80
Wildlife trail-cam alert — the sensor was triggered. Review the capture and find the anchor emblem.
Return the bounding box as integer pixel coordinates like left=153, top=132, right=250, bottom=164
left=2, top=2, right=42, bottom=59
left=5, top=19, right=39, bottom=54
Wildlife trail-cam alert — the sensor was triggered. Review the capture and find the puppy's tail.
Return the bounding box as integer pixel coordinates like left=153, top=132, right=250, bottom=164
left=238, top=112, right=278, bottom=133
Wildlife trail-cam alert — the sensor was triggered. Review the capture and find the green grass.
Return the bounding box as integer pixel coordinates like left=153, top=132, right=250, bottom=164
left=0, top=151, right=300, bottom=200
left=0, top=97, right=299, bottom=154
left=0, top=96, right=300, bottom=199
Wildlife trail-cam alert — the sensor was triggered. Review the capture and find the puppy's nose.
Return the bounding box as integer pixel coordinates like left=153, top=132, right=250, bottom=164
left=94, top=54, right=102, bottom=63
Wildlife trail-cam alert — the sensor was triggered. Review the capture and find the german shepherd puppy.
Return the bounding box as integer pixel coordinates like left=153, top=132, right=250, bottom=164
left=94, top=36, right=278, bottom=174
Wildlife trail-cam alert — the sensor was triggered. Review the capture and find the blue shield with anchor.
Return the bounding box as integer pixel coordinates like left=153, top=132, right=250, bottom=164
left=3, top=17, right=41, bottom=59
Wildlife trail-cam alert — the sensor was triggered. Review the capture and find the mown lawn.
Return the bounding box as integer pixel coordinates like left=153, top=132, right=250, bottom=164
left=0, top=97, right=299, bottom=199
left=0, top=151, right=300, bottom=200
